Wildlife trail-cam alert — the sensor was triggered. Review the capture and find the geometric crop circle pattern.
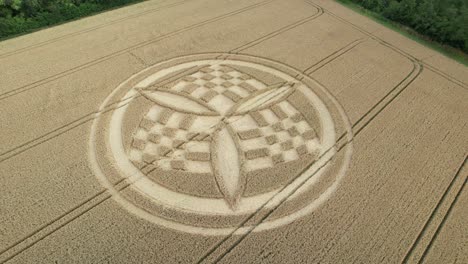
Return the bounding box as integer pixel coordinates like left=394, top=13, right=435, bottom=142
left=89, top=54, right=353, bottom=235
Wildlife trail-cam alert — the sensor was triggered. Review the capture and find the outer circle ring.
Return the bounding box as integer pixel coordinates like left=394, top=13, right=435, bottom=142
left=110, top=59, right=335, bottom=215
left=88, top=53, right=354, bottom=236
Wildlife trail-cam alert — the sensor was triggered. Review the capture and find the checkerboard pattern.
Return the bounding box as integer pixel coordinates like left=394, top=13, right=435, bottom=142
left=230, top=100, right=320, bottom=172
left=168, top=64, right=267, bottom=114
left=129, top=105, right=220, bottom=174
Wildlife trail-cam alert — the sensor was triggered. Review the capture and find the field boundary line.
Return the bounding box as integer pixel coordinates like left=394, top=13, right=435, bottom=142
left=319, top=5, right=467, bottom=262
left=351, top=61, right=422, bottom=135
left=402, top=157, right=467, bottom=264
left=0, top=0, right=184, bottom=59
left=0, top=0, right=321, bottom=165
left=322, top=2, right=467, bottom=90
left=1, top=1, right=425, bottom=261
left=303, top=38, right=365, bottom=74
left=195, top=59, right=421, bottom=263
left=423, top=64, right=467, bottom=90
left=0, top=66, right=203, bottom=263
left=3, top=0, right=461, bottom=261
left=196, top=0, right=430, bottom=260
left=0, top=0, right=275, bottom=102
left=197, top=133, right=352, bottom=263
left=418, top=168, right=467, bottom=264
left=0, top=1, right=324, bottom=259
left=228, top=2, right=323, bottom=54
left=0, top=178, right=125, bottom=264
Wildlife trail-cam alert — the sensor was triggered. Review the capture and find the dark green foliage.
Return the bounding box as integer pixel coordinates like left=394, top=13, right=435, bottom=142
left=0, top=0, right=142, bottom=39
left=341, top=0, right=468, bottom=53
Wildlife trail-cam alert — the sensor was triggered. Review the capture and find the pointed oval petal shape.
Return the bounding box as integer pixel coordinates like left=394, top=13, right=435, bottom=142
left=232, top=84, right=294, bottom=115
left=211, top=126, right=244, bottom=210
left=139, top=89, right=218, bottom=115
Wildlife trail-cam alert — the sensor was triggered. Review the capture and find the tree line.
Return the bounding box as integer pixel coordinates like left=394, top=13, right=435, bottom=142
left=344, top=0, right=468, bottom=53
left=1, top=0, right=467, bottom=54
left=0, top=0, right=141, bottom=38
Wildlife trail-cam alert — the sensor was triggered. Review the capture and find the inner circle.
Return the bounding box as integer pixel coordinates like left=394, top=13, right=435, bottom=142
left=108, top=59, right=336, bottom=215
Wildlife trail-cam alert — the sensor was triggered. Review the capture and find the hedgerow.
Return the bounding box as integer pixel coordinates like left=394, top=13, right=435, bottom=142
left=341, top=0, right=468, bottom=53
left=0, top=0, right=142, bottom=39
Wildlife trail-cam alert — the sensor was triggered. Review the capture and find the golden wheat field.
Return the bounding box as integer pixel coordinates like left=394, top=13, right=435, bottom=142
left=0, top=0, right=466, bottom=263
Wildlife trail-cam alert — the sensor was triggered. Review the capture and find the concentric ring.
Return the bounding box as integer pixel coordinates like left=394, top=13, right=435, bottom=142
left=88, top=53, right=353, bottom=235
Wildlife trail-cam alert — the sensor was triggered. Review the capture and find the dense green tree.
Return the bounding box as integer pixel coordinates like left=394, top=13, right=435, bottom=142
left=1, top=0, right=467, bottom=54
left=21, top=0, right=41, bottom=17
left=0, top=0, right=141, bottom=38
left=342, top=0, right=468, bottom=53
left=382, top=0, right=401, bottom=21
left=399, top=0, right=416, bottom=24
